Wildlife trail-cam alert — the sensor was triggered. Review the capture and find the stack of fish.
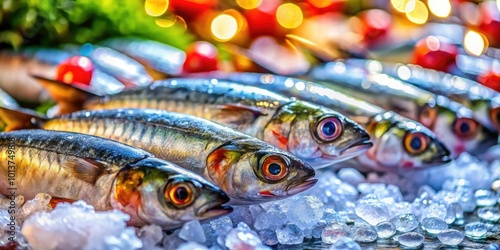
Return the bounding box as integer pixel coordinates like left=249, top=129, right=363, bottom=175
left=0, top=37, right=498, bottom=238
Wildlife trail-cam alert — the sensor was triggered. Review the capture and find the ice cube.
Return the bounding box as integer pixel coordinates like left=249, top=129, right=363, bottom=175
left=253, top=212, right=286, bottom=231
left=352, top=223, right=377, bottom=243
left=420, top=217, right=448, bottom=235
left=285, top=196, right=324, bottom=230
left=258, top=229, right=278, bottom=246
left=276, top=224, right=304, bottom=245
left=179, top=220, right=206, bottom=243
left=375, top=221, right=396, bottom=239
left=420, top=203, right=447, bottom=221
left=395, top=232, right=424, bottom=248
left=477, top=207, right=500, bottom=222
left=390, top=214, right=419, bottom=232
left=464, top=222, right=488, bottom=239
left=225, top=222, right=270, bottom=250
left=338, top=168, right=365, bottom=186
left=312, top=221, right=327, bottom=239
left=354, top=196, right=390, bottom=226
left=328, top=238, right=361, bottom=250
left=475, top=190, right=497, bottom=207
left=162, top=231, right=186, bottom=250
left=177, top=242, right=209, bottom=250
left=210, top=216, right=233, bottom=235
left=22, top=201, right=142, bottom=250
left=228, top=206, right=253, bottom=228
left=138, top=225, right=163, bottom=249
left=437, top=229, right=464, bottom=246
left=17, top=193, right=52, bottom=223
left=0, top=195, right=24, bottom=211
left=249, top=205, right=265, bottom=220
left=416, top=185, right=436, bottom=198
left=321, top=222, right=351, bottom=244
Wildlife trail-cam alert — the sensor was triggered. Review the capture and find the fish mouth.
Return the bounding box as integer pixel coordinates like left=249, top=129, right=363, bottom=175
left=196, top=202, right=233, bottom=218
left=339, top=138, right=373, bottom=158
left=286, top=178, right=318, bottom=196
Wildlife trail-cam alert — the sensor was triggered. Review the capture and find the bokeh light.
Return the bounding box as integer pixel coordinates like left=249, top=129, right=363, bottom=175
left=464, top=30, right=487, bottom=56
left=145, top=0, right=169, bottom=17
left=276, top=3, right=303, bottom=29
left=155, top=18, right=175, bottom=28
left=428, top=0, right=451, bottom=18
left=211, top=14, right=238, bottom=41
left=405, top=0, right=428, bottom=24
left=308, top=0, right=336, bottom=8
left=391, top=0, right=410, bottom=13
left=236, top=0, right=263, bottom=10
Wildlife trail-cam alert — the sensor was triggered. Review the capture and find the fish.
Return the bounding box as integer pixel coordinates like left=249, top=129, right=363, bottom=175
left=100, top=37, right=186, bottom=78
left=0, top=129, right=231, bottom=230
left=310, top=61, right=498, bottom=157
left=200, top=73, right=453, bottom=173
left=0, top=108, right=317, bottom=204
left=30, top=77, right=371, bottom=168
left=344, top=59, right=500, bottom=133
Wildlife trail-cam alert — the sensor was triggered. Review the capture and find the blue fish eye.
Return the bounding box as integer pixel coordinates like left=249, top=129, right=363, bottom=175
left=322, top=121, right=336, bottom=136
left=459, top=122, right=470, bottom=133
left=410, top=137, right=422, bottom=150
left=268, top=163, right=282, bottom=175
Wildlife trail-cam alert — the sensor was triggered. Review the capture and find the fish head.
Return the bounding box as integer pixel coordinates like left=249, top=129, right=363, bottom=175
left=420, top=97, right=498, bottom=157
left=486, top=96, right=500, bottom=133
left=263, top=101, right=372, bottom=168
left=111, top=158, right=232, bottom=230
left=359, top=112, right=452, bottom=172
left=206, top=139, right=316, bottom=204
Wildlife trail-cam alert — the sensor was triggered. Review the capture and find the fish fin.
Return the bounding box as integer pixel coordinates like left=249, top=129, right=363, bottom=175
left=214, top=104, right=267, bottom=126
left=49, top=196, right=76, bottom=209
left=62, top=158, right=110, bottom=185
left=31, top=75, right=99, bottom=115
left=0, top=106, right=47, bottom=131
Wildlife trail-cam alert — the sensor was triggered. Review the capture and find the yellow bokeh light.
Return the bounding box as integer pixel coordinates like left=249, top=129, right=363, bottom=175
left=155, top=18, right=175, bottom=28
left=405, top=0, right=428, bottom=24
left=276, top=3, right=303, bottom=29
left=428, top=0, right=451, bottom=18
left=145, top=0, right=168, bottom=17
left=464, top=30, right=487, bottom=56
left=391, top=0, right=410, bottom=12
left=211, top=14, right=238, bottom=41
left=309, top=0, right=335, bottom=8
left=236, top=0, right=263, bottom=10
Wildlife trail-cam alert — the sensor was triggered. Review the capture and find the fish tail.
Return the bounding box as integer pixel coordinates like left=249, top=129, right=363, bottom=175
left=0, top=107, right=47, bottom=131
left=31, top=75, right=99, bottom=115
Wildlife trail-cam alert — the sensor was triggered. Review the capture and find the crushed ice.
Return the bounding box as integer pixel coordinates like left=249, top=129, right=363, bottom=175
left=0, top=152, right=498, bottom=249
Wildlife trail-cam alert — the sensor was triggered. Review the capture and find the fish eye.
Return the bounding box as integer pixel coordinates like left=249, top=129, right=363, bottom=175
left=453, top=118, right=478, bottom=139
left=260, top=155, right=289, bottom=182
left=165, top=181, right=195, bottom=207
left=419, top=106, right=437, bottom=128
left=404, top=132, right=429, bottom=155
left=489, top=107, right=500, bottom=129
left=315, top=116, right=343, bottom=142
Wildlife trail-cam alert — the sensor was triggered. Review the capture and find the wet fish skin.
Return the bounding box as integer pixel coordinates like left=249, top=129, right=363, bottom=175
left=0, top=129, right=231, bottom=229
left=344, top=59, right=500, bottom=133
left=85, top=78, right=371, bottom=168
left=310, top=62, right=498, bottom=158
left=203, top=72, right=453, bottom=173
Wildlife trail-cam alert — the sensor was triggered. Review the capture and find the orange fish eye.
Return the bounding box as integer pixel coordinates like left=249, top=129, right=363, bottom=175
left=453, top=118, right=478, bottom=139
left=404, top=132, right=429, bottom=155
left=489, top=107, right=500, bottom=130
left=315, top=116, right=343, bottom=142
left=166, top=182, right=194, bottom=207
left=419, top=106, right=437, bottom=129
left=261, top=155, right=289, bottom=182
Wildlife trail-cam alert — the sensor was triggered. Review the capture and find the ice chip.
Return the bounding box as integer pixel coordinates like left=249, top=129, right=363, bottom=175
left=285, top=196, right=324, bottom=230
left=420, top=217, right=448, bottom=235
left=312, top=221, right=327, bottom=239
left=464, top=222, right=488, bottom=239
left=338, top=168, right=365, bottom=186
left=390, top=214, right=419, bottom=232
left=138, top=225, right=163, bottom=249
left=276, top=224, right=304, bottom=245
left=249, top=205, right=265, bottom=220
left=375, top=221, right=396, bottom=238
left=328, top=238, right=361, bottom=250
left=477, top=207, right=500, bottom=222
left=228, top=206, right=253, bottom=228
left=254, top=212, right=286, bottom=231
left=258, top=229, right=278, bottom=246
left=177, top=242, right=209, bottom=250
left=416, top=185, right=436, bottom=198
left=437, top=229, right=464, bottom=246
left=162, top=231, right=186, bottom=250
left=225, top=222, right=270, bottom=250
left=17, top=193, right=52, bottom=223
left=420, top=203, right=447, bottom=221
left=354, top=196, right=390, bottom=226
left=179, top=220, right=206, bottom=243
left=321, top=222, right=351, bottom=244
left=475, top=190, right=497, bottom=207
left=395, top=232, right=424, bottom=248
left=210, top=216, right=233, bottom=235
left=352, top=223, right=377, bottom=242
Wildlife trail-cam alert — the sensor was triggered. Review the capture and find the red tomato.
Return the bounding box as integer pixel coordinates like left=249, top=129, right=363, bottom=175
left=56, top=56, right=94, bottom=85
